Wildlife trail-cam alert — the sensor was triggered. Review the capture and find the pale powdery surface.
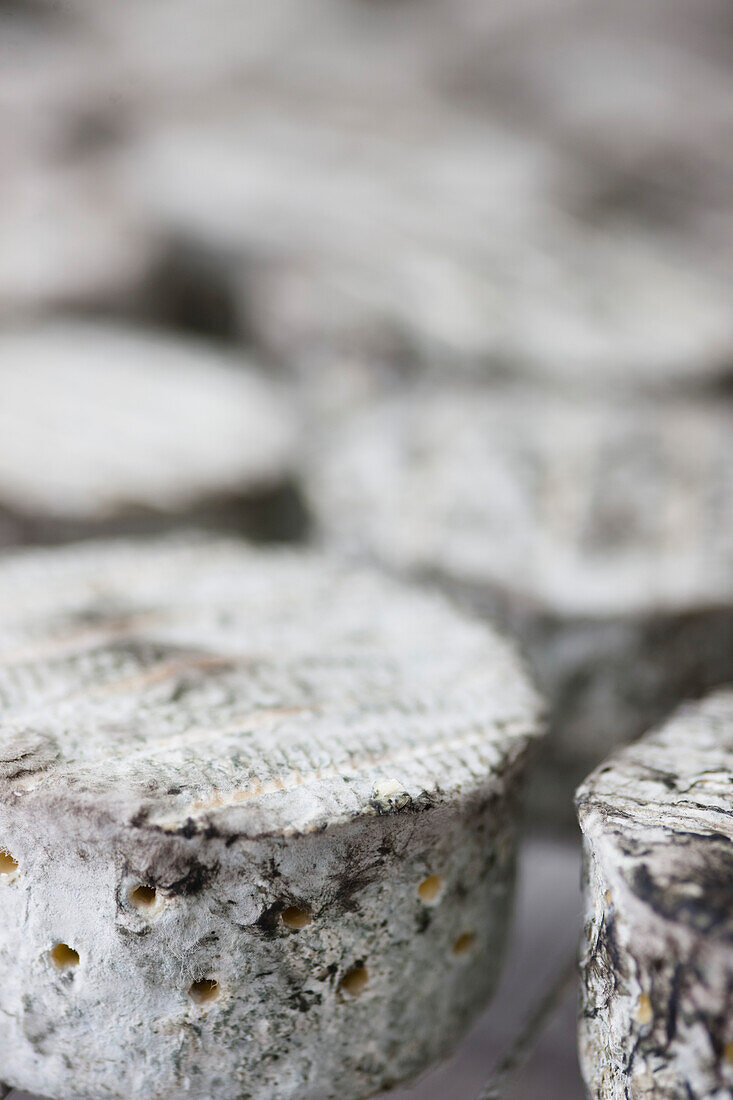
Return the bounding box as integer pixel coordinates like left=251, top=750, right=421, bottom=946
left=309, top=384, right=733, bottom=815
left=5, top=0, right=733, bottom=386
left=0, top=322, right=296, bottom=529
left=122, top=96, right=733, bottom=391
left=475, top=0, right=733, bottom=262
left=0, top=10, right=154, bottom=320
left=0, top=154, right=153, bottom=322
left=309, top=385, right=732, bottom=615
left=0, top=536, right=542, bottom=1100
left=577, top=690, right=733, bottom=1099
left=101, top=0, right=733, bottom=391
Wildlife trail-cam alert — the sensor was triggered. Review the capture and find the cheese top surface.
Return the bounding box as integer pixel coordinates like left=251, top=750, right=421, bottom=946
left=0, top=323, right=295, bottom=520
left=125, top=96, right=733, bottom=386
left=577, top=690, right=733, bottom=832
left=577, top=690, right=733, bottom=935
left=0, top=537, right=541, bottom=838
left=310, top=386, right=733, bottom=616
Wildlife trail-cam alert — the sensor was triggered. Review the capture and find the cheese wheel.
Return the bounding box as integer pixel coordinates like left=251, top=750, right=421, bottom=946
left=0, top=536, right=541, bottom=1100
left=0, top=322, right=302, bottom=545
left=577, top=690, right=733, bottom=1099
left=308, top=384, right=733, bottom=821
left=124, top=96, right=733, bottom=393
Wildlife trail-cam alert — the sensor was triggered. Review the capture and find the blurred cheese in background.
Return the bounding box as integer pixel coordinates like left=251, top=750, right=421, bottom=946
left=121, top=98, right=733, bottom=394
left=0, top=7, right=156, bottom=321
left=465, top=0, right=733, bottom=263
left=3, top=0, right=731, bottom=389
left=1, top=0, right=731, bottom=822
left=0, top=154, right=153, bottom=323
left=0, top=322, right=302, bottom=546
left=307, top=383, right=733, bottom=823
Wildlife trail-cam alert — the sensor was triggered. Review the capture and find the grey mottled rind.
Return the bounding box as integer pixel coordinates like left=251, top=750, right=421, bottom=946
left=0, top=323, right=305, bottom=546
left=0, top=536, right=542, bottom=1100
left=308, top=384, right=733, bottom=823
left=577, top=690, right=733, bottom=1099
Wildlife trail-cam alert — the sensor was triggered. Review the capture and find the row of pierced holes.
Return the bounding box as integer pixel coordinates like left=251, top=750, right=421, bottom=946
left=1, top=857, right=218, bottom=1006
left=131, top=873, right=474, bottom=957
left=2, top=854, right=475, bottom=1001
left=48, top=942, right=221, bottom=1005
left=48, top=940, right=366, bottom=1005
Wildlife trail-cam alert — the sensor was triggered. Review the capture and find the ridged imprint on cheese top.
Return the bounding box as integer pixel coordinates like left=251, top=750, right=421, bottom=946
left=0, top=537, right=542, bottom=838
left=577, top=689, right=733, bottom=847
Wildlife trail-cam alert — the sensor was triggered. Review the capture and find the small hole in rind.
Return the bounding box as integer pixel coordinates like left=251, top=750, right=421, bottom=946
left=417, top=875, right=443, bottom=904
left=0, top=849, right=18, bottom=876
left=452, top=932, right=476, bottom=956
left=635, top=993, right=653, bottom=1026
left=189, top=979, right=220, bottom=1006
left=129, top=884, right=158, bottom=911
left=281, top=906, right=312, bottom=930
left=340, top=966, right=369, bottom=998
left=51, top=944, right=80, bottom=970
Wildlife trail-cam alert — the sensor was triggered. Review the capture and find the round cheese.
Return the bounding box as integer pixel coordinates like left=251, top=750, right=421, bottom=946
left=0, top=536, right=541, bottom=1100
left=308, top=384, right=733, bottom=819
left=0, top=322, right=300, bottom=544
left=577, top=690, right=733, bottom=1099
